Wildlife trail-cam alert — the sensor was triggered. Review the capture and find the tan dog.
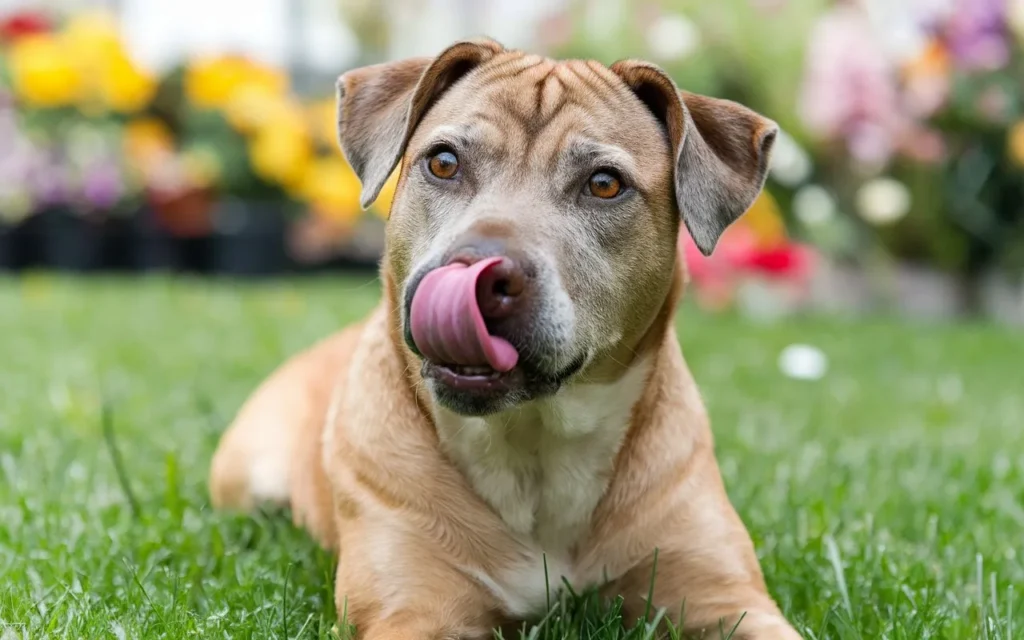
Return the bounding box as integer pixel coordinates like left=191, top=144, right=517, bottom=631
left=210, top=39, right=801, bottom=639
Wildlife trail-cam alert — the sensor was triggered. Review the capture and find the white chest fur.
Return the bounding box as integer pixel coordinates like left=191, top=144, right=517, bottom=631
left=433, top=359, right=650, bottom=616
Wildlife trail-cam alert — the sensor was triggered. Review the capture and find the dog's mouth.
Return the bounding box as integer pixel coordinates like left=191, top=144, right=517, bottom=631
left=403, top=258, right=585, bottom=414
left=419, top=351, right=587, bottom=415
left=424, top=361, right=525, bottom=392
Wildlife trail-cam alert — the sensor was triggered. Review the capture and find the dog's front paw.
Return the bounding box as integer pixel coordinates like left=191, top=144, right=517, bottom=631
left=726, top=613, right=803, bottom=640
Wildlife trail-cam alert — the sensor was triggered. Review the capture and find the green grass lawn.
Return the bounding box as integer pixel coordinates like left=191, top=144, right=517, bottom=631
left=0, top=275, right=1021, bottom=639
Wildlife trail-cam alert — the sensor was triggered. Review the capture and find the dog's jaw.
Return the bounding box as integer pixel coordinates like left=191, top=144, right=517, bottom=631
left=430, top=354, right=652, bottom=616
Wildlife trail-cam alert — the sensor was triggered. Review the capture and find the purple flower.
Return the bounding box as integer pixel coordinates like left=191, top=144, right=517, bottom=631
left=944, top=0, right=1010, bottom=70
left=26, top=147, right=73, bottom=209
left=0, top=110, right=52, bottom=217
left=80, top=163, right=125, bottom=211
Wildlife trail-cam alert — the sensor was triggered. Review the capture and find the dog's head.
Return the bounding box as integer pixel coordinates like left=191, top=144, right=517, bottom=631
left=337, top=39, right=777, bottom=416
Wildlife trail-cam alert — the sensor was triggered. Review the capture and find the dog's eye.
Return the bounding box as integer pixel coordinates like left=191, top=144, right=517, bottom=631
left=428, top=149, right=460, bottom=180
left=588, top=171, right=622, bottom=199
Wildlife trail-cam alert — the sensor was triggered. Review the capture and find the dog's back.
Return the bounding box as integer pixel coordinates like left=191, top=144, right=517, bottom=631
left=210, top=319, right=366, bottom=549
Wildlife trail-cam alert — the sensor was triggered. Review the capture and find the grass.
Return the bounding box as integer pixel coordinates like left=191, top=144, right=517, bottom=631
left=0, top=274, right=1021, bottom=639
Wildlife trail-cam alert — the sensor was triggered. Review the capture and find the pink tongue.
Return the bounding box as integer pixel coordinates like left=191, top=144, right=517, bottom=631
left=409, top=257, right=519, bottom=372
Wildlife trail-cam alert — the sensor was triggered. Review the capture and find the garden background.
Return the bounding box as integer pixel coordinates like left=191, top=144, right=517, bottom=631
left=1, top=1, right=1023, bottom=638
left=1, top=0, right=1023, bottom=322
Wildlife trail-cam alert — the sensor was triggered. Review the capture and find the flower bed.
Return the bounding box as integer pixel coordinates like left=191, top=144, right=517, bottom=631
left=546, top=0, right=1024, bottom=318
left=0, top=9, right=390, bottom=275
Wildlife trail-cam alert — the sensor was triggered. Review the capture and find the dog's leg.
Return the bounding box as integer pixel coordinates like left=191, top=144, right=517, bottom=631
left=614, top=549, right=801, bottom=640
left=606, top=476, right=802, bottom=639
left=333, top=559, right=500, bottom=640
left=209, top=325, right=363, bottom=549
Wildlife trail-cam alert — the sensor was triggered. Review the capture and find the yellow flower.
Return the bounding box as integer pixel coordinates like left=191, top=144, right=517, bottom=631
left=61, top=11, right=122, bottom=57
left=308, top=98, right=339, bottom=148
left=226, top=87, right=306, bottom=137
left=185, top=55, right=288, bottom=110
left=1008, top=121, right=1024, bottom=168
left=97, top=48, right=156, bottom=113
left=8, top=34, right=83, bottom=107
left=298, top=156, right=363, bottom=222
left=124, top=118, right=175, bottom=172
left=739, top=190, right=786, bottom=248
left=248, top=125, right=313, bottom=190
left=371, top=166, right=402, bottom=219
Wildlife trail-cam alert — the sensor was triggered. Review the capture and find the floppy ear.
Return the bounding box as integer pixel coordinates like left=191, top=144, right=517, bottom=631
left=337, top=38, right=504, bottom=208
left=610, top=61, right=778, bottom=256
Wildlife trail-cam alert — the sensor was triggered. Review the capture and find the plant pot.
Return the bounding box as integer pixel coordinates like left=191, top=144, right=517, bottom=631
left=146, top=187, right=217, bottom=274
left=0, top=224, right=14, bottom=271
left=100, top=214, right=138, bottom=273
left=130, top=207, right=182, bottom=273
left=284, top=214, right=382, bottom=274
left=173, top=236, right=214, bottom=274
left=38, top=208, right=105, bottom=273
left=211, top=200, right=288, bottom=277
left=0, top=214, right=45, bottom=271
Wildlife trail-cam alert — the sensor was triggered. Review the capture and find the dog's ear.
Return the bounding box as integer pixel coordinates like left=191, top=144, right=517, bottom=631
left=337, top=39, right=503, bottom=208
left=610, top=61, right=778, bottom=256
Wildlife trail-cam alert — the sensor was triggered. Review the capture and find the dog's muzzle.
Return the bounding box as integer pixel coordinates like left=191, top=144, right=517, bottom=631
left=408, top=256, right=523, bottom=372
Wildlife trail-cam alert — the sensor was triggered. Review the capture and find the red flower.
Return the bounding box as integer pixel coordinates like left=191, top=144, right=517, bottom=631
left=0, top=11, right=52, bottom=43
left=679, top=223, right=815, bottom=286
left=737, top=244, right=815, bottom=280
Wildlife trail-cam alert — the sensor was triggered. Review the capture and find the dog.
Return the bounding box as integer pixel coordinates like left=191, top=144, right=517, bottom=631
left=209, top=39, right=801, bottom=639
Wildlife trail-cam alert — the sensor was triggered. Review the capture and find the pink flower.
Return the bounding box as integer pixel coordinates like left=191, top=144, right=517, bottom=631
left=798, top=4, right=909, bottom=166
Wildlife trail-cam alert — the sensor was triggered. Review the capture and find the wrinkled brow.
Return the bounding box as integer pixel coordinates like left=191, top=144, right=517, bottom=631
left=414, top=125, right=473, bottom=154
left=415, top=124, right=508, bottom=161
left=560, top=138, right=639, bottom=182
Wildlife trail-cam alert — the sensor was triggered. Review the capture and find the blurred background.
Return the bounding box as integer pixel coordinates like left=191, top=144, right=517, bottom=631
left=1, top=0, right=1023, bottom=324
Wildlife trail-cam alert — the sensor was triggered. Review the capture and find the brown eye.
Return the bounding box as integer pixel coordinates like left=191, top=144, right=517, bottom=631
left=428, top=149, right=459, bottom=179
left=588, top=171, right=622, bottom=199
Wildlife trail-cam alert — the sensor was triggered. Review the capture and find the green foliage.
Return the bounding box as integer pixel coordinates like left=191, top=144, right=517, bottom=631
left=551, top=0, right=826, bottom=141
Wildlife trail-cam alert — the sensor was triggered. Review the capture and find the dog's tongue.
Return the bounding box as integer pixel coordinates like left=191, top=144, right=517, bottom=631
left=409, top=258, right=519, bottom=372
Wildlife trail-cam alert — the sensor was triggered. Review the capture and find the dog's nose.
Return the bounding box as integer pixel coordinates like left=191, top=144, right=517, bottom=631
left=406, top=248, right=532, bottom=372
left=471, top=256, right=527, bottom=321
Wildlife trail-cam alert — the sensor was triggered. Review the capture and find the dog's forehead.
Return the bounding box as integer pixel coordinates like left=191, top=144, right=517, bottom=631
left=414, top=53, right=670, bottom=162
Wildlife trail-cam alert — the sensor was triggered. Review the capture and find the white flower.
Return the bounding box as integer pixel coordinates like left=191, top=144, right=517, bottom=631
left=1011, top=0, right=1024, bottom=40
left=793, top=184, right=836, bottom=227
left=861, top=0, right=933, bottom=64
left=778, top=344, right=828, bottom=381
left=769, top=129, right=812, bottom=187
left=856, top=177, right=911, bottom=225
left=646, top=14, right=701, bottom=62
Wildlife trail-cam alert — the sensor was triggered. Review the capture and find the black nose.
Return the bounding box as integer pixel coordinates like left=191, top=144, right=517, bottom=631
left=443, top=239, right=535, bottom=324
left=466, top=255, right=528, bottom=320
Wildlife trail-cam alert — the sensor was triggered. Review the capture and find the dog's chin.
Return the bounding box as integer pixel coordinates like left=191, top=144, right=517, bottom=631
left=422, top=354, right=587, bottom=417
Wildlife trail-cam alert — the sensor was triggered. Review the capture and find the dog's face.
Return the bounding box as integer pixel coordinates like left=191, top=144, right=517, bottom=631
left=337, top=41, right=776, bottom=415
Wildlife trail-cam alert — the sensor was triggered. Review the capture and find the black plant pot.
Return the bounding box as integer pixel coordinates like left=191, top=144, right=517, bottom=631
left=0, top=224, right=15, bottom=271
left=211, top=201, right=288, bottom=277
left=0, top=214, right=45, bottom=271
left=101, top=214, right=138, bottom=273
left=173, top=236, right=215, bottom=274
left=293, top=253, right=381, bottom=275
left=39, top=208, right=105, bottom=273
left=129, top=207, right=184, bottom=273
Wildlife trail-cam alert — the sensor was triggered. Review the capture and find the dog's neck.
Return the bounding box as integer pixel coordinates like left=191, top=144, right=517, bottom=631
left=383, top=263, right=681, bottom=554
left=430, top=354, right=653, bottom=554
